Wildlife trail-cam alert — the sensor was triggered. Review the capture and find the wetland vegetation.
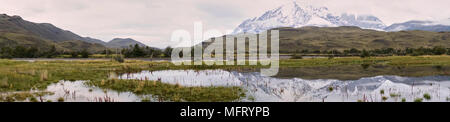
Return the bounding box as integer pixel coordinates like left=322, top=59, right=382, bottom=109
left=0, top=55, right=450, bottom=102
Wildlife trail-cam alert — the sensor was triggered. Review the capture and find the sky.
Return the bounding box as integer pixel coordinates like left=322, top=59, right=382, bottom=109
left=1, top=0, right=449, bottom=48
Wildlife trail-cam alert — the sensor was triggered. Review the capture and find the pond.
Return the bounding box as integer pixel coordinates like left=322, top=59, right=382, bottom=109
left=1, top=80, right=144, bottom=102
left=119, top=70, right=450, bottom=102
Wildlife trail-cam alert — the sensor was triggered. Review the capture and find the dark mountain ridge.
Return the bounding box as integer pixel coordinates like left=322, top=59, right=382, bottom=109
left=0, top=14, right=155, bottom=53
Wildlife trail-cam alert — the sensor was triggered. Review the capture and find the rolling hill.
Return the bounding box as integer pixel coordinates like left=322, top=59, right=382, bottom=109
left=202, top=26, right=450, bottom=53
left=276, top=26, right=450, bottom=52
left=106, top=38, right=147, bottom=48
left=0, top=13, right=156, bottom=53
left=0, top=31, right=107, bottom=53
left=0, top=32, right=66, bottom=51
left=0, top=14, right=106, bottom=44
left=0, top=14, right=109, bottom=52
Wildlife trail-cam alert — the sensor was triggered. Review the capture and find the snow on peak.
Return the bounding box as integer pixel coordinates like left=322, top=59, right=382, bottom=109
left=433, top=18, right=450, bottom=25
left=233, top=1, right=386, bottom=34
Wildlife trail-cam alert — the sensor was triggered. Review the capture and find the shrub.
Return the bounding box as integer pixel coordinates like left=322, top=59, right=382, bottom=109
left=80, top=49, right=90, bottom=58
left=360, top=50, right=371, bottom=58
left=328, top=86, right=334, bottom=92
left=291, top=54, right=303, bottom=59
left=361, top=64, right=370, bottom=70
left=432, top=46, right=447, bottom=55
left=70, top=52, right=78, bottom=58
left=114, top=55, right=125, bottom=63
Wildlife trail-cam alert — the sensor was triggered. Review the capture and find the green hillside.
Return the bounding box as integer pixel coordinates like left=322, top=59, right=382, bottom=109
left=0, top=13, right=108, bottom=53
left=57, top=40, right=108, bottom=53
left=201, top=26, right=450, bottom=54
left=278, top=26, right=450, bottom=53
left=0, top=32, right=66, bottom=51
left=0, top=32, right=106, bottom=53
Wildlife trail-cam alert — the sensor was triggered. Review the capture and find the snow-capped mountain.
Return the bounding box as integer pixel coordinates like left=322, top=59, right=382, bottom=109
left=233, top=1, right=387, bottom=34
left=385, top=18, right=450, bottom=32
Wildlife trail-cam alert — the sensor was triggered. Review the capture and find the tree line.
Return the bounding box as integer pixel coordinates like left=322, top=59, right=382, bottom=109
left=1, top=45, right=58, bottom=58
left=0, top=44, right=175, bottom=59
left=2, top=44, right=449, bottom=59
left=295, top=46, right=450, bottom=57
left=0, top=45, right=93, bottom=58
left=119, top=44, right=172, bottom=58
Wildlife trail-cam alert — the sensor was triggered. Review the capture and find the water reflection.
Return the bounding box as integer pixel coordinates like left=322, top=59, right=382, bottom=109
left=122, top=70, right=450, bottom=102
left=119, top=70, right=242, bottom=87
left=6, top=70, right=448, bottom=102
left=42, top=80, right=141, bottom=102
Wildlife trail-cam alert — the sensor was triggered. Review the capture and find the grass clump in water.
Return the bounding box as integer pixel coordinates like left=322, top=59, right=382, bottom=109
left=423, top=93, right=431, bottom=100
left=328, top=86, right=334, bottom=92
left=390, top=93, right=400, bottom=98
left=5, top=92, right=33, bottom=101
left=247, top=95, right=256, bottom=102
left=57, top=97, right=64, bottom=102
left=141, top=97, right=151, bottom=102
left=414, top=98, right=423, bottom=102
left=29, top=97, right=38, bottom=102
left=0, top=92, right=53, bottom=102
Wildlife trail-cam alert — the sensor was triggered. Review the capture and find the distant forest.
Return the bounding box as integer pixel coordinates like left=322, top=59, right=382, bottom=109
left=1, top=43, right=449, bottom=59
left=293, top=46, right=450, bottom=58
left=0, top=44, right=174, bottom=58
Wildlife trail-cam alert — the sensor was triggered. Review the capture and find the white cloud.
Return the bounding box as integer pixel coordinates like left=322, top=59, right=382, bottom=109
left=0, top=0, right=449, bottom=48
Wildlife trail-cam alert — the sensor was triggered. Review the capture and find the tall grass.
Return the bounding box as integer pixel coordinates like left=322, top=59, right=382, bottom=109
left=1, top=56, right=450, bottom=102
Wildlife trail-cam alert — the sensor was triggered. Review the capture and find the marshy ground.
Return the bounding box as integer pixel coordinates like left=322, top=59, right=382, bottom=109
left=1, top=56, right=449, bottom=102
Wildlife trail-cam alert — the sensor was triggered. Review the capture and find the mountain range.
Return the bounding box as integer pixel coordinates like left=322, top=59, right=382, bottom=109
left=385, top=19, right=450, bottom=32
left=107, top=38, right=147, bottom=48
left=233, top=1, right=450, bottom=34
left=2, top=1, right=450, bottom=54
left=0, top=14, right=151, bottom=52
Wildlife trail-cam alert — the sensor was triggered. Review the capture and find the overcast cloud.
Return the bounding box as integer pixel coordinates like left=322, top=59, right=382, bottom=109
left=1, top=0, right=449, bottom=48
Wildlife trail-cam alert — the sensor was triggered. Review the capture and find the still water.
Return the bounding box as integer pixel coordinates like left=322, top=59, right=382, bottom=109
left=9, top=69, right=448, bottom=102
